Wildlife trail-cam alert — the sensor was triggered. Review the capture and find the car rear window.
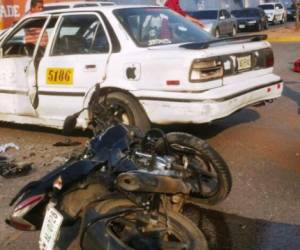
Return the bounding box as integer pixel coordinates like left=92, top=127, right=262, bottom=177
left=187, top=10, right=218, bottom=20
left=113, top=7, right=212, bottom=47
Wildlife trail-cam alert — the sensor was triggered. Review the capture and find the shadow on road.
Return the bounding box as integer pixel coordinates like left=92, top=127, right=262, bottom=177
left=184, top=205, right=300, bottom=250
left=283, top=84, right=300, bottom=114
left=0, top=122, right=92, bottom=137
left=157, top=108, right=260, bottom=140
left=1, top=107, right=261, bottom=140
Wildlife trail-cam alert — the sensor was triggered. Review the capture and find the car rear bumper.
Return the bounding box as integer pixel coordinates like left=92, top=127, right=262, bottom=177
left=134, top=75, right=283, bottom=125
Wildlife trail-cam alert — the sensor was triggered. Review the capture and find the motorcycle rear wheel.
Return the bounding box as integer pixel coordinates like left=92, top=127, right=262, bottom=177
left=156, top=132, right=232, bottom=205
left=85, top=198, right=208, bottom=250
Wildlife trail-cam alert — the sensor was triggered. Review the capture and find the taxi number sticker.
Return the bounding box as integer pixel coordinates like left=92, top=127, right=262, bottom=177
left=46, top=68, right=73, bottom=85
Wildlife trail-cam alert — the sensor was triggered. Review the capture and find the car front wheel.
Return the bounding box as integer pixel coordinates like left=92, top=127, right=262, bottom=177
left=214, top=28, right=220, bottom=38
left=231, top=26, right=237, bottom=36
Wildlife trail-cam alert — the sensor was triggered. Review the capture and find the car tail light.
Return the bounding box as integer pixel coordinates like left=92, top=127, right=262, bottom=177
left=189, top=58, right=223, bottom=82
left=264, top=48, right=274, bottom=68
left=14, top=194, right=44, bottom=213
left=7, top=194, right=44, bottom=231
left=6, top=217, right=35, bottom=231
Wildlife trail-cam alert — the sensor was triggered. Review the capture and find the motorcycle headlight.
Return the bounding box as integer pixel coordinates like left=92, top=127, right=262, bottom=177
left=189, top=58, right=224, bottom=82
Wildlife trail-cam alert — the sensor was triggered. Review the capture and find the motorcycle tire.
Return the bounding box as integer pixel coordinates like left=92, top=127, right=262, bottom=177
left=82, top=198, right=208, bottom=250
left=155, top=132, right=232, bottom=205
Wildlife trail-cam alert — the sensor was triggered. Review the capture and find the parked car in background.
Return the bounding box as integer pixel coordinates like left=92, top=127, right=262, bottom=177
left=258, top=2, right=286, bottom=24
left=286, top=3, right=296, bottom=20
left=0, top=6, right=283, bottom=131
left=231, top=8, right=268, bottom=31
left=44, top=1, right=115, bottom=11
left=188, top=9, right=237, bottom=37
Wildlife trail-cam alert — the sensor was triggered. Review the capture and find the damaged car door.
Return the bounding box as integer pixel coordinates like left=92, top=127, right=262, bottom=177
left=0, top=16, right=50, bottom=116
left=36, top=13, right=111, bottom=126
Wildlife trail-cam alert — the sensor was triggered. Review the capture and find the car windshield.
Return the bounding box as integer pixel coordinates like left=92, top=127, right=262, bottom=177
left=113, top=7, right=212, bottom=47
left=188, top=10, right=218, bottom=20
left=231, top=9, right=260, bottom=17
left=259, top=4, right=274, bottom=10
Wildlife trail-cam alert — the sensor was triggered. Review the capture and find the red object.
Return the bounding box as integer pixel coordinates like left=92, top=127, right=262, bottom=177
left=294, top=58, right=300, bottom=73
left=164, top=0, right=187, bottom=16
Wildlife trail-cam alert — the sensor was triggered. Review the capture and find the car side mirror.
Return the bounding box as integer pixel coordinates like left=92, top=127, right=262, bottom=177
left=220, top=15, right=225, bottom=20
left=275, top=7, right=279, bottom=10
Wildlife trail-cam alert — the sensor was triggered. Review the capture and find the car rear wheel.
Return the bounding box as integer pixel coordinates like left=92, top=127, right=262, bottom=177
left=91, top=91, right=151, bottom=133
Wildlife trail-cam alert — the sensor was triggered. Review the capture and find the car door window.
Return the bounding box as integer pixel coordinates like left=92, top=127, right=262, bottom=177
left=51, top=14, right=109, bottom=56
left=223, top=10, right=231, bottom=19
left=219, top=10, right=225, bottom=20
left=35, top=16, right=58, bottom=68
left=2, top=18, right=47, bottom=58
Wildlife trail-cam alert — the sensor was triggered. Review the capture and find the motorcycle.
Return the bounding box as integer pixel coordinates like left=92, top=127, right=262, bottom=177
left=6, top=85, right=232, bottom=250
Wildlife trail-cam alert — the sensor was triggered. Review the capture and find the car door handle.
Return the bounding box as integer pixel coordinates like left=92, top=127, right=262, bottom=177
left=85, top=64, right=96, bottom=69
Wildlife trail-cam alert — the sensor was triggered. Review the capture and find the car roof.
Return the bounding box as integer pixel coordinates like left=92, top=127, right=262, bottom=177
left=259, top=2, right=282, bottom=5
left=44, top=1, right=115, bottom=6
left=232, top=7, right=260, bottom=11
left=29, top=4, right=160, bottom=16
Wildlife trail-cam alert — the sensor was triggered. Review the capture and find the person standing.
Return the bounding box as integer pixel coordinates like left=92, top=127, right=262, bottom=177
left=164, top=0, right=204, bottom=27
left=29, top=0, right=44, bottom=13
left=25, top=0, right=47, bottom=47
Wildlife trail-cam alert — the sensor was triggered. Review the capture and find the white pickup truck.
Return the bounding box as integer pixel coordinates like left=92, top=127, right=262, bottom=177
left=0, top=5, right=283, bottom=131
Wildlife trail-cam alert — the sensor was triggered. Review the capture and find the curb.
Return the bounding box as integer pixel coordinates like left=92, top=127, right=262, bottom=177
left=267, top=36, right=300, bottom=42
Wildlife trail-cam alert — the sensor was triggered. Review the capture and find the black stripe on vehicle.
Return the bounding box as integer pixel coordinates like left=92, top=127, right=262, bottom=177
left=0, top=89, right=86, bottom=97
left=0, top=89, right=27, bottom=95
left=138, top=80, right=282, bottom=103
left=38, top=91, right=85, bottom=97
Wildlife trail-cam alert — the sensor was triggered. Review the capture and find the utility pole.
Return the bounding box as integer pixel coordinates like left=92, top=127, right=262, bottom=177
left=293, top=0, right=300, bottom=28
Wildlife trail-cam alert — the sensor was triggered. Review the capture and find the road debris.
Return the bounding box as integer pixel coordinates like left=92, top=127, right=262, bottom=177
left=0, top=157, right=32, bottom=178
left=53, top=138, right=81, bottom=147
left=0, top=143, right=19, bottom=153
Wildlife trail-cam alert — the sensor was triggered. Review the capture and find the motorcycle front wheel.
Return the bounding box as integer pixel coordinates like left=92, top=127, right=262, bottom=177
left=81, top=198, right=208, bottom=250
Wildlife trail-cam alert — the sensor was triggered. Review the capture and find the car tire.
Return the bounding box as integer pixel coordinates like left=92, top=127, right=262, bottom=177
left=231, top=26, right=237, bottom=36
left=257, top=22, right=262, bottom=31
left=280, top=15, right=285, bottom=24
left=264, top=21, right=269, bottom=30
left=215, top=28, right=220, bottom=38
left=92, top=91, right=151, bottom=133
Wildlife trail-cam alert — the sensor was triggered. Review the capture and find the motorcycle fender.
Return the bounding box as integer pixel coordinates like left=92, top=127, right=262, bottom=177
left=11, top=160, right=101, bottom=206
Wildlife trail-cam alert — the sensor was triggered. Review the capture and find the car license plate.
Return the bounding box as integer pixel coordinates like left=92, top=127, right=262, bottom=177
left=46, top=67, right=74, bottom=85
left=39, top=207, right=63, bottom=250
left=237, top=55, right=251, bottom=71
left=239, top=24, right=246, bottom=29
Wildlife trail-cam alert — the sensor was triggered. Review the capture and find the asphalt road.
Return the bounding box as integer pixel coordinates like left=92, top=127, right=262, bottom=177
left=0, top=42, right=299, bottom=250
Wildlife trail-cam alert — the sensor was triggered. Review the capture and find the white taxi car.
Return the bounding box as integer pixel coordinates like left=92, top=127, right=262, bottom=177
left=259, top=2, right=287, bottom=23
left=0, top=5, right=283, bottom=131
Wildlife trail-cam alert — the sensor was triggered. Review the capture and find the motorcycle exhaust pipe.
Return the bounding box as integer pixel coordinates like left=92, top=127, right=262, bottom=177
left=117, top=172, right=191, bottom=194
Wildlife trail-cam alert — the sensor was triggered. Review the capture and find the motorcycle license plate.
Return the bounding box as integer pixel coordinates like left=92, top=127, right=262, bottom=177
left=39, top=207, right=63, bottom=250
left=237, top=55, right=251, bottom=71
